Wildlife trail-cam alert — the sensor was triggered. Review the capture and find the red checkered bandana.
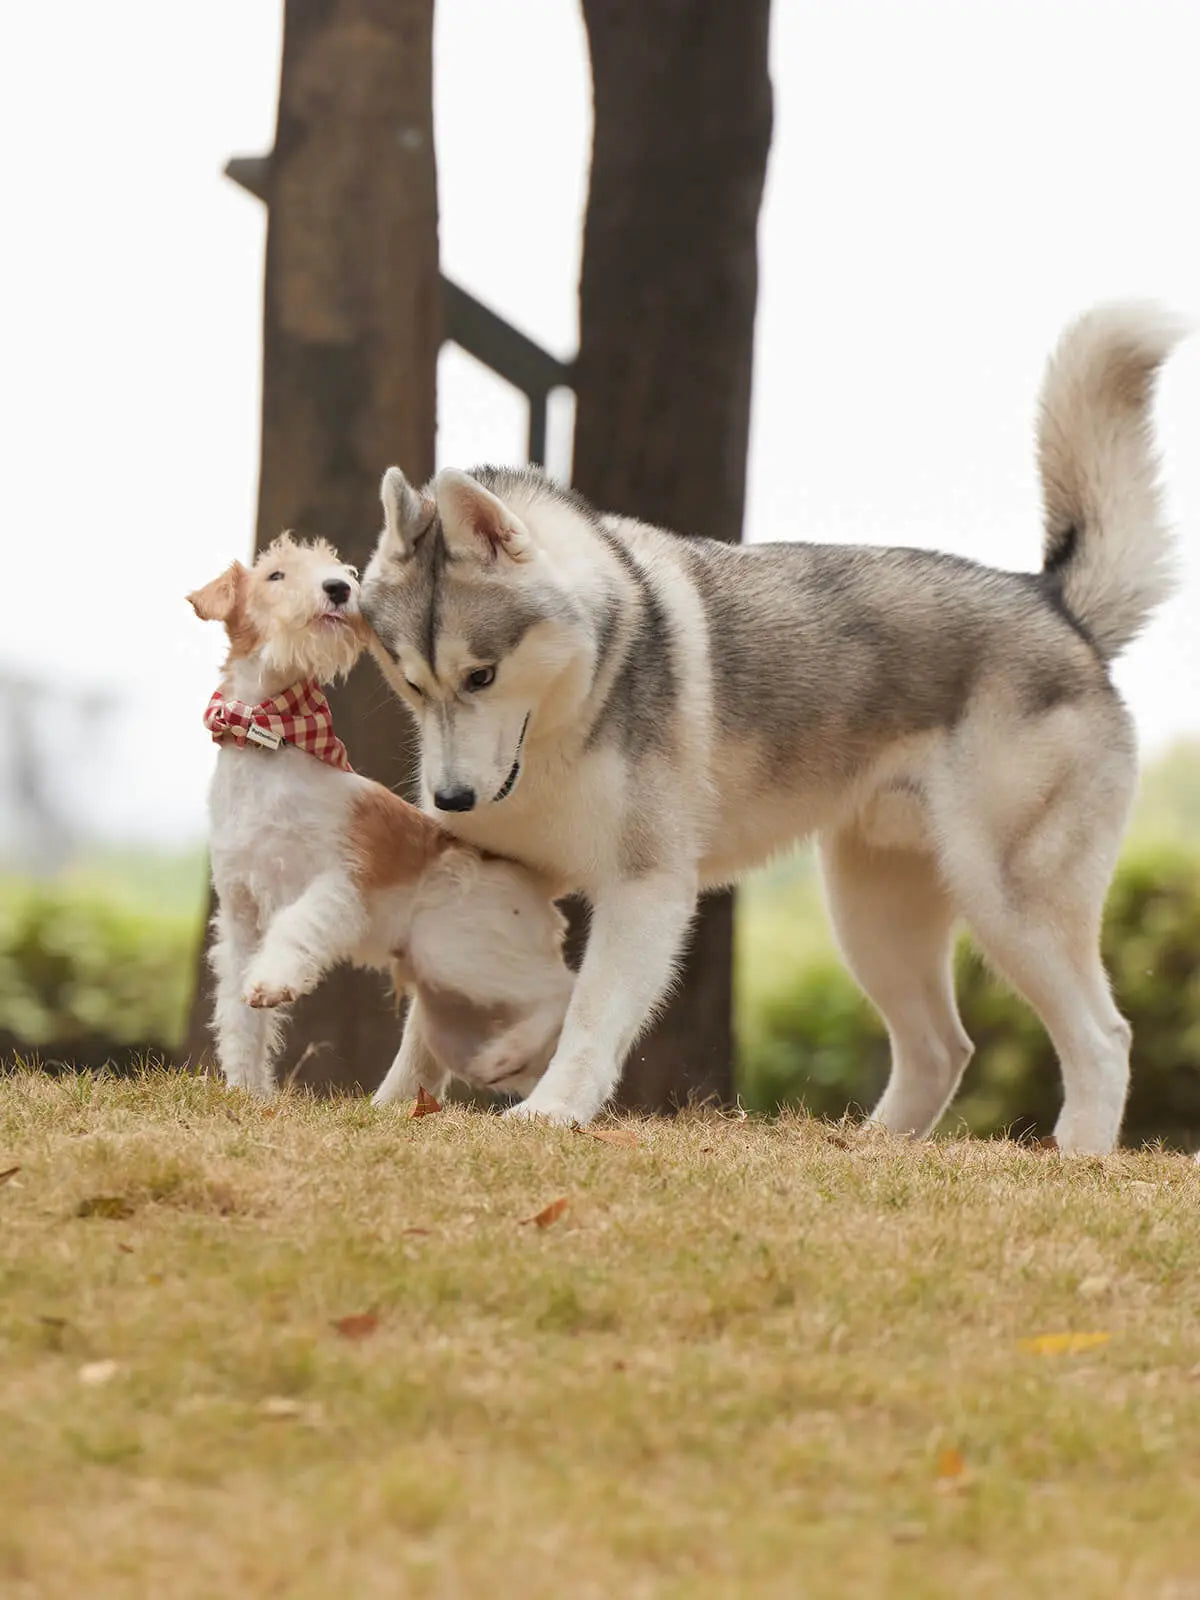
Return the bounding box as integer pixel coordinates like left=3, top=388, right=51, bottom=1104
left=203, top=680, right=353, bottom=772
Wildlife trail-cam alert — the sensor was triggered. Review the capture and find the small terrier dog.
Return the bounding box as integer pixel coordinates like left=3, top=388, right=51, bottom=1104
left=189, top=534, right=572, bottom=1099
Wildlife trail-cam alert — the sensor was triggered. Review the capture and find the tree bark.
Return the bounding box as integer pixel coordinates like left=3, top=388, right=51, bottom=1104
left=185, top=0, right=438, bottom=1094
left=572, top=0, right=773, bottom=1112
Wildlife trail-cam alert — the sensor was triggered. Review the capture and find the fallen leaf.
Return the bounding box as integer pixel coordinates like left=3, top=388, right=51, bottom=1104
left=825, top=1133, right=851, bottom=1150
left=401, top=1226, right=432, bottom=1237
left=936, top=1448, right=966, bottom=1479
left=37, top=1315, right=74, bottom=1352
left=588, top=1127, right=638, bottom=1149
left=117, top=1242, right=135, bottom=1255
left=1020, top=1331, right=1111, bottom=1356
left=1033, top=1135, right=1059, bottom=1153
left=333, top=1312, right=380, bottom=1341
left=0, top=1165, right=20, bottom=1185
left=410, top=1086, right=442, bottom=1119
left=522, top=1197, right=569, bottom=1228
left=699, top=1146, right=715, bottom=1154
left=79, top=1359, right=119, bottom=1386
left=76, top=1195, right=134, bottom=1220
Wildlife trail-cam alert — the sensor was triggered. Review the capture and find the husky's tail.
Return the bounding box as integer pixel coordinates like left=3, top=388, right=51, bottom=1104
left=1036, top=302, right=1185, bottom=661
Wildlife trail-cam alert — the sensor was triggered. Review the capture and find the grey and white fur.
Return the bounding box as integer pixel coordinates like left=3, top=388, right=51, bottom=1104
left=360, top=303, right=1185, bottom=1153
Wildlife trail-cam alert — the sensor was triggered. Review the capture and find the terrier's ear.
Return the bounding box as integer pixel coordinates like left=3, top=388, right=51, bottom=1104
left=435, top=469, right=533, bottom=564
left=187, top=562, right=245, bottom=622
left=380, top=466, right=436, bottom=557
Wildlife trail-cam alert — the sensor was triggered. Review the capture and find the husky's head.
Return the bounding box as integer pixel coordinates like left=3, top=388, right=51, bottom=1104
left=360, top=466, right=591, bottom=813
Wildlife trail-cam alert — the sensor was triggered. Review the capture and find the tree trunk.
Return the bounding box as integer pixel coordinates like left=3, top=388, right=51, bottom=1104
left=572, top=0, right=773, bottom=1112
left=185, top=0, right=438, bottom=1094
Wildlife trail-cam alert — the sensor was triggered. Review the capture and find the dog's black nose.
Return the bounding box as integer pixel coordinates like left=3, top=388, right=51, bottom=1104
left=433, top=785, right=477, bottom=813
left=323, top=579, right=352, bottom=606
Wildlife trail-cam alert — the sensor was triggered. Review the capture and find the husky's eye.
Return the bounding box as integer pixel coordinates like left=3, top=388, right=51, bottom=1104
left=267, top=570, right=285, bottom=582
left=404, top=678, right=424, bottom=698
left=464, top=666, right=496, bottom=692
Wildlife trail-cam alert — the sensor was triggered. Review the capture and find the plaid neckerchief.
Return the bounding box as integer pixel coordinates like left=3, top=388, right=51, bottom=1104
left=203, top=680, right=353, bottom=772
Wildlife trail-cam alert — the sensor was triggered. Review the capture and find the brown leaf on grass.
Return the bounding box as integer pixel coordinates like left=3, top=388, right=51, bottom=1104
left=401, top=1226, right=432, bottom=1237
left=588, top=1127, right=638, bottom=1149
left=117, top=1242, right=135, bottom=1255
left=76, top=1195, right=135, bottom=1220
left=333, top=1312, right=380, bottom=1341
left=825, top=1133, right=851, bottom=1150
left=936, top=1448, right=966, bottom=1479
left=0, top=1165, right=20, bottom=1185
left=1020, top=1331, right=1110, bottom=1356
left=410, top=1086, right=442, bottom=1119
left=522, top=1197, right=569, bottom=1228
left=1033, top=1135, right=1059, bottom=1153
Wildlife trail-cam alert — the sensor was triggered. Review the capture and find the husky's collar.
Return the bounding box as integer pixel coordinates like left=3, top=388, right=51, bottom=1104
left=203, top=680, right=353, bottom=772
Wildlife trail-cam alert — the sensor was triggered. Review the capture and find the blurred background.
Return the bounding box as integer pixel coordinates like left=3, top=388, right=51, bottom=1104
left=2, top=0, right=1198, bottom=1143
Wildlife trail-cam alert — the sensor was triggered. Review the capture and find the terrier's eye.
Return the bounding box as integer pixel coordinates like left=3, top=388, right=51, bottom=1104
left=267, top=571, right=285, bottom=582
left=464, top=666, right=496, bottom=692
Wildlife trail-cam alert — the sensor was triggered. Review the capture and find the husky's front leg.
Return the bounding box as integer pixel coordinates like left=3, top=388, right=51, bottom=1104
left=242, top=872, right=368, bottom=1009
left=508, top=870, right=697, bottom=1125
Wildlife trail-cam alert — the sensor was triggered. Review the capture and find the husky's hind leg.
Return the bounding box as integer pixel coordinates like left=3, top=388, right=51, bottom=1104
left=933, top=737, right=1134, bottom=1155
left=820, top=829, right=973, bottom=1137
left=945, top=868, right=1130, bottom=1155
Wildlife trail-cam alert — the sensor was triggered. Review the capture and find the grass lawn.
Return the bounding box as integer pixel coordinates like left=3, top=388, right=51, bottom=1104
left=1, top=1069, right=1198, bottom=1599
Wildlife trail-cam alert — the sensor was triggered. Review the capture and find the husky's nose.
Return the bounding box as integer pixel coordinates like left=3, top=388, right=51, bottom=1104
left=323, top=578, right=352, bottom=606
left=433, top=785, right=477, bottom=813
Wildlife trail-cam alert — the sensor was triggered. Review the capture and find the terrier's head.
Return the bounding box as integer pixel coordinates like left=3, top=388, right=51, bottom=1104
left=188, top=535, right=364, bottom=687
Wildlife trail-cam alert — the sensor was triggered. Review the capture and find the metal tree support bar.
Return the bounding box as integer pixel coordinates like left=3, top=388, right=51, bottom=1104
left=224, top=153, right=575, bottom=467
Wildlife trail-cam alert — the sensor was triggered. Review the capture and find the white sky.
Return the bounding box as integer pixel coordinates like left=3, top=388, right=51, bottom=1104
left=2, top=0, right=1198, bottom=846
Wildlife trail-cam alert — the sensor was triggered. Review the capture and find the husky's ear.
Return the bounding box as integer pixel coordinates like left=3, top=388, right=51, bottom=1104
left=380, top=466, right=435, bottom=557
left=435, top=469, right=534, bottom=564
left=187, top=562, right=246, bottom=622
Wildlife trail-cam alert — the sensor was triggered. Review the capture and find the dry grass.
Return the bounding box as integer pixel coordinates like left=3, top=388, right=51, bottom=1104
left=1, top=1068, right=1199, bottom=1599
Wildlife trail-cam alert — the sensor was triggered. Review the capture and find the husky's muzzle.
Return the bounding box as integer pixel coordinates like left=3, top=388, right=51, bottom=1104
left=492, top=714, right=530, bottom=804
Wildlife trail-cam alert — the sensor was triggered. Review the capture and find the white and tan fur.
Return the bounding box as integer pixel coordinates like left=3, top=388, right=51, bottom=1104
left=189, top=536, right=572, bottom=1098
left=361, top=304, right=1185, bottom=1153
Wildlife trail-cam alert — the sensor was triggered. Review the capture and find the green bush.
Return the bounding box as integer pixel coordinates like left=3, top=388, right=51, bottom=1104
left=0, top=879, right=199, bottom=1052
left=737, top=846, right=1200, bottom=1149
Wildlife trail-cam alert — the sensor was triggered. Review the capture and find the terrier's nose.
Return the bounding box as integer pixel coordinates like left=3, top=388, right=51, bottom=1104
left=433, top=785, right=477, bottom=813
left=323, top=579, right=352, bottom=606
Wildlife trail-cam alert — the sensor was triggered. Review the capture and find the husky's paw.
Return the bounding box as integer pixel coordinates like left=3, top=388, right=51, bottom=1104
left=243, top=980, right=297, bottom=1010
left=502, top=1098, right=582, bottom=1128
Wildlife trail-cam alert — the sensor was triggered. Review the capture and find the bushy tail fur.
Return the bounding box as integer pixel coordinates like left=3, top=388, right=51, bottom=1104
left=1037, top=302, right=1186, bottom=660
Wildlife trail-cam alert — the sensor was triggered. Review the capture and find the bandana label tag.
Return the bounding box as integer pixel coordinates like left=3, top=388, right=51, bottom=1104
left=245, top=724, right=283, bottom=750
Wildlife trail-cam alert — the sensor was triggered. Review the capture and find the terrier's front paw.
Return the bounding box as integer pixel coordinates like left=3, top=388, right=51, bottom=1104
left=243, top=981, right=296, bottom=1009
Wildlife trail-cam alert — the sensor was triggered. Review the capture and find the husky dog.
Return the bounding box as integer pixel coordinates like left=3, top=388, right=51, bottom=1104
left=360, top=304, right=1184, bottom=1152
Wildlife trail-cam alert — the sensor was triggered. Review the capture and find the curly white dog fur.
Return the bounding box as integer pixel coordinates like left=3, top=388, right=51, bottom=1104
left=189, top=536, right=572, bottom=1099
